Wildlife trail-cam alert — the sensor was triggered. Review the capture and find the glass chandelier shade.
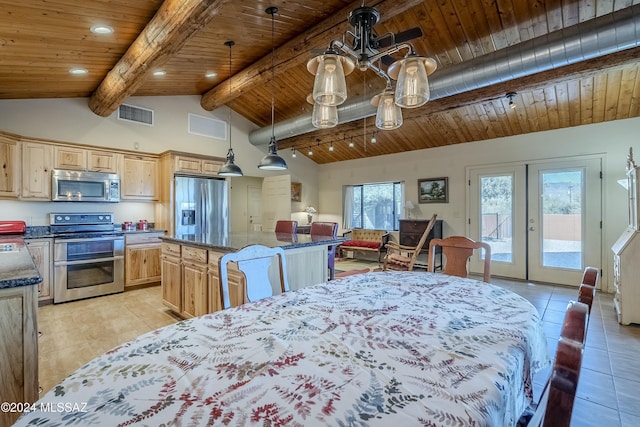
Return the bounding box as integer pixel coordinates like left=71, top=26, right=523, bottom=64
left=309, top=93, right=338, bottom=128
left=372, top=90, right=403, bottom=130
left=308, top=53, right=354, bottom=106
left=388, top=55, right=436, bottom=108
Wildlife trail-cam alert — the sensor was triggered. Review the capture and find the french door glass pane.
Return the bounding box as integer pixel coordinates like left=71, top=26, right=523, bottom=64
left=481, top=175, right=513, bottom=262
left=541, top=170, right=583, bottom=270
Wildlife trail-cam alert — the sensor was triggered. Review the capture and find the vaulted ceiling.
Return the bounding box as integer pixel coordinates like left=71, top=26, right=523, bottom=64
left=1, top=0, right=639, bottom=164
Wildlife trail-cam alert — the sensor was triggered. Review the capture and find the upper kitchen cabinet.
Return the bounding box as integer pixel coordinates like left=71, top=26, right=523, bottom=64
left=0, top=133, right=20, bottom=198
left=173, top=153, right=223, bottom=176
left=54, top=145, right=119, bottom=173
left=89, top=150, right=120, bottom=173
left=54, top=145, right=86, bottom=170
left=21, top=140, right=53, bottom=200
left=121, top=154, right=159, bottom=201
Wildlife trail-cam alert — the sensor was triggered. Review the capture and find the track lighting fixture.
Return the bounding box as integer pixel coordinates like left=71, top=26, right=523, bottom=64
left=506, top=92, right=517, bottom=109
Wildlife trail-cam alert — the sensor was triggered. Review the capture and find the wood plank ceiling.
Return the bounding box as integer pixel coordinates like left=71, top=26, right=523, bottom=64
left=1, top=0, right=639, bottom=165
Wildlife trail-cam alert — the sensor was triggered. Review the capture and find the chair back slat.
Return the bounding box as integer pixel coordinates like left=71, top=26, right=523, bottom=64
left=428, top=236, right=491, bottom=282
left=218, top=244, right=289, bottom=309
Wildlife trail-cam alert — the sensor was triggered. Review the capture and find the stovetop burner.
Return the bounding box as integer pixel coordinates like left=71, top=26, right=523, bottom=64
left=49, top=213, right=122, bottom=237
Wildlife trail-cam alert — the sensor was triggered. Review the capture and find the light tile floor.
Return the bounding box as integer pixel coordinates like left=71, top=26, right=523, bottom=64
left=38, top=263, right=640, bottom=427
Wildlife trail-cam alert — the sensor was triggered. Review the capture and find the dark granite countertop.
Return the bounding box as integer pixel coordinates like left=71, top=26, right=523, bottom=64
left=0, top=236, right=42, bottom=289
left=160, top=231, right=345, bottom=252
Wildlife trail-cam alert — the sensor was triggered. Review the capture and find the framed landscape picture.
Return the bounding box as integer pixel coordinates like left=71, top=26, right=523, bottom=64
left=418, top=177, right=448, bottom=203
left=291, top=182, right=302, bottom=202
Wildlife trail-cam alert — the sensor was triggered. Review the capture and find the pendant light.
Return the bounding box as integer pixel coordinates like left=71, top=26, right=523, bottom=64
left=258, top=6, right=287, bottom=171
left=218, top=40, right=244, bottom=177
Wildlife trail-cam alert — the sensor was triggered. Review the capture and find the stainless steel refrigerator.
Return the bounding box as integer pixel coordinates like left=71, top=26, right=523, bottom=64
left=174, top=175, right=229, bottom=237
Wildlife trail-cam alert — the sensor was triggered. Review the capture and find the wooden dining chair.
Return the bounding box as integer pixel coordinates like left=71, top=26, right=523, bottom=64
left=274, top=220, right=298, bottom=234
left=427, top=236, right=491, bottom=282
left=383, top=214, right=437, bottom=272
left=218, top=244, right=290, bottom=309
left=578, top=266, right=599, bottom=314
left=526, top=301, right=589, bottom=427
left=310, top=221, right=339, bottom=280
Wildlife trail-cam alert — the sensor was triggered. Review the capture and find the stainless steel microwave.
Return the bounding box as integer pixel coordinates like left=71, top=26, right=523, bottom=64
left=52, top=169, right=120, bottom=202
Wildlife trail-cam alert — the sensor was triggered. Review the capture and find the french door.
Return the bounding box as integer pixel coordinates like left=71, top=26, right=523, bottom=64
left=467, top=157, right=602, bottom=286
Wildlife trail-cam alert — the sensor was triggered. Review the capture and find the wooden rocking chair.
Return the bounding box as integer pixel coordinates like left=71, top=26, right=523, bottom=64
left=383, top=214, right=437, bottom=271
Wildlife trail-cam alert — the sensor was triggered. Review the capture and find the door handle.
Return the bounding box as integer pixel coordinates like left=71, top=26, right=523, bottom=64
left=529, top=226, right=535, bottom=231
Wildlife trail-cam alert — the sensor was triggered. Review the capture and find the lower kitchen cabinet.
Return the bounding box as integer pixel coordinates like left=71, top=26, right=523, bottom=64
left=125, top=232, right=163, bottom=287
left=161, top=242, right=181, bottom=313
left=25, top=238, right=53, bottom=303
left=0, top=284, right=38, bottom=426
left=181, top=246, right=208, bottom=318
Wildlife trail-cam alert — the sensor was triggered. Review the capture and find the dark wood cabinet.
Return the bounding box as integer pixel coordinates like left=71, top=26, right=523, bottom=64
left=399, top=219, right=443, bottom=269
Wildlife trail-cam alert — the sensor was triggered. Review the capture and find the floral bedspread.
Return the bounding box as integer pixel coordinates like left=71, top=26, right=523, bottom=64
left=15, top=271, right=549, bottom=427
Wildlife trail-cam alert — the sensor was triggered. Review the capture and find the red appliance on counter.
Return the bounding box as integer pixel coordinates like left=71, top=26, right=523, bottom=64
left=0, top=221, right=26, bottom=234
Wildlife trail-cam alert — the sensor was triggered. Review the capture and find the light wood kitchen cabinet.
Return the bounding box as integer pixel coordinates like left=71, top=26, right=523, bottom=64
left=21, top=140, right=53, bottom=200
left=54, top=145, right=86, bottom=170
left=174, top=154, right=222, bottom=176
left=121, top=154, right=158, bottom=201
left=53, top=145, right=119, bottom=174
left=25, top=238, right=53, bottom=303
left=181, top=245, right=208, bottom=318
left=0, top=134, right=20, bottom=198
left=0, top=284, right=38, bottom=427
left=161, top=242, right=181, bottom=313
left=125, top=232, right=163, bottom=287
left=89, top=150, right=119, bottom=173
left=208, top=250, right=239, bottom=311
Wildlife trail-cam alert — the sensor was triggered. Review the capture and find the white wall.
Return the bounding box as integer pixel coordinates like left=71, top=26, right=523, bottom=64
left=319, top=117, right=640, bottom=293
left=0, top=96, right=319, bottom=226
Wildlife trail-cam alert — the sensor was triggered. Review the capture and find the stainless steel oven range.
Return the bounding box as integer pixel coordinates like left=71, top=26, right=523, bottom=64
left=51, top=213, right=124, bottom=303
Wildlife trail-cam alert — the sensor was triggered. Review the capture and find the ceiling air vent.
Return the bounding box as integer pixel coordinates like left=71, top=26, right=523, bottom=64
left=118, top=104, right=154, bottom=126
left=188, top=113, right=226, bottom=140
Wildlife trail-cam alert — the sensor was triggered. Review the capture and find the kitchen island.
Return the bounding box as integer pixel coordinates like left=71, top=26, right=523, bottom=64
left=0, top=237, right=40, bottom=426
left=160, top=231, right=344, bottom=318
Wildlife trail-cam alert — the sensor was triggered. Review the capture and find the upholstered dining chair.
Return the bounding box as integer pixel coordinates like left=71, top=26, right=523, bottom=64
left=428, top=236, right=491, bottom=282
left=218, top=244, right=290, bottom=309
left=526, top=301, right=589, bottom=427
left=310, top=221, right=339, bottom=280
left=383, top=214, right=437, bottom=271
left=274, top=220, right=298, bottom=234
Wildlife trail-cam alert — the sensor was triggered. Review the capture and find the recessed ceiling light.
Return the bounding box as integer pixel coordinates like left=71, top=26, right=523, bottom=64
left=90, top=25, right=114, bottom=35
left=69, top=67, right=88, bottom=75
left=153, top=70, right=166, bottom=77
left=205, top=72, right=217, bottom=79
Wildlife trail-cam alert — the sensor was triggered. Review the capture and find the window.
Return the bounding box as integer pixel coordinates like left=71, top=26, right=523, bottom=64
left=343, top=182, right=404, bottom=230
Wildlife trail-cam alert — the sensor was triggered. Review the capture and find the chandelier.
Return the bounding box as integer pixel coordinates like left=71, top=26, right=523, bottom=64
left=307, top=2, right=437, bottom=131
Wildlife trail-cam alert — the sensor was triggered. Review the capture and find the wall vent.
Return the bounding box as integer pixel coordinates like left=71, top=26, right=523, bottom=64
left=118, top=104, right=154, bottom=126
left=188, top=113, right=226, bottom=140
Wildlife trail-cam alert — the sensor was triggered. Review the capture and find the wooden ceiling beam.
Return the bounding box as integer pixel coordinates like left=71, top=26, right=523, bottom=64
left=199, top=0, right=426, bottom=111
left=88, top=0, right=231, bottom=117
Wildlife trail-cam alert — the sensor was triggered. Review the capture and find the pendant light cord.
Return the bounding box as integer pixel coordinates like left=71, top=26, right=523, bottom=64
left=227, top=41, right=233, bottom=150
left=270, top=8, right=276, bottom=140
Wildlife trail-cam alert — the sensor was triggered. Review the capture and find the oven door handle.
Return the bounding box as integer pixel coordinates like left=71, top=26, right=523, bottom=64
left=55, top=236, right=124, bottom=244
left=54, top=255, right=124, bottom=266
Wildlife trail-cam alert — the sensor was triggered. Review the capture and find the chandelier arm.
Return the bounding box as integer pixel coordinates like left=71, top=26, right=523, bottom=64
left=367, top=63, right=391, bottom=85
left=366, top=42, right=414, bottom=64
